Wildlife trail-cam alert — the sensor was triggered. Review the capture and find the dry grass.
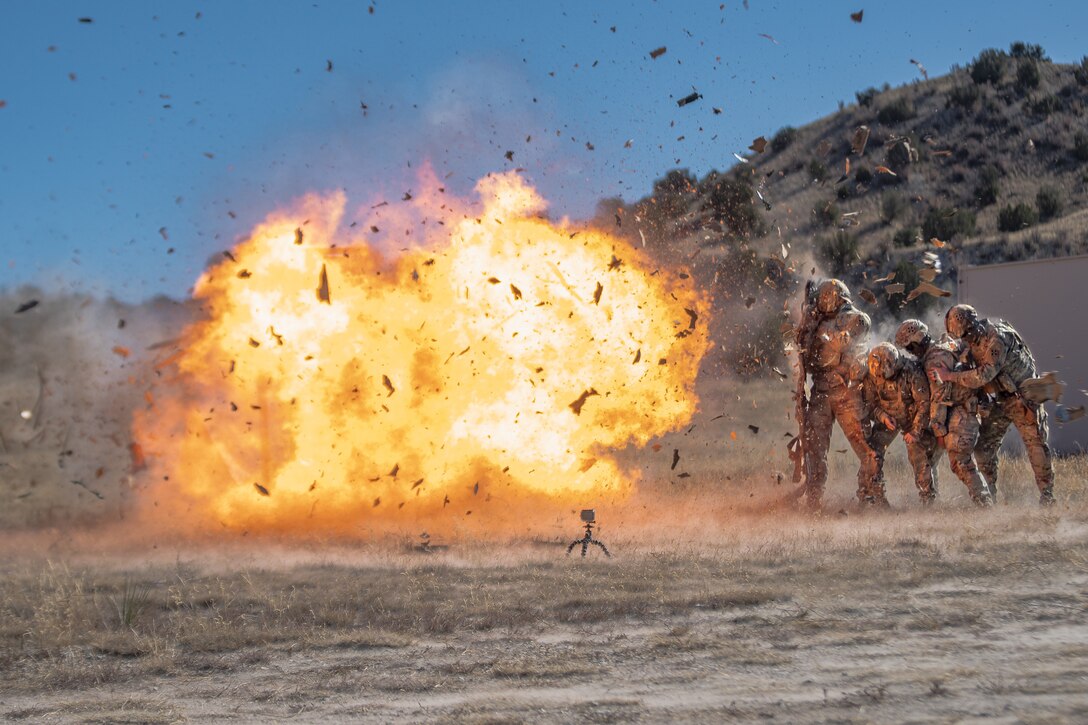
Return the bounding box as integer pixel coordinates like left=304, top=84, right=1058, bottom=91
left=2, top=455, right=1087, bottom=722
left=2, top=374, right=1087, bottom=721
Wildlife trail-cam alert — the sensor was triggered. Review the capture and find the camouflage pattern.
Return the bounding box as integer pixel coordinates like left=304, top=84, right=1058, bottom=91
left=922, top=339, right=994, bottom=505
left=801, top=296, right=881, bottom=506
left=864, top=351, right=939, bottom=503
left=948, top=318, right=1054, bottom=504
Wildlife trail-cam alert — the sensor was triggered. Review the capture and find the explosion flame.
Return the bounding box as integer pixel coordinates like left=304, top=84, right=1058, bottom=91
left=135, top=172, right=709, bottom=534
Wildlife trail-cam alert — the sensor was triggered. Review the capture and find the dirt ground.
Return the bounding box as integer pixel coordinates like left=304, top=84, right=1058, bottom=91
left=2, top=446, right=1087, bottom=724
left=3, top=361, right=1088, bottom=723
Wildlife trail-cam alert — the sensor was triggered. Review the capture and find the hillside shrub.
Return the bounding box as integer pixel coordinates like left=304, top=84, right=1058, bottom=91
left=997, top=203, right=1038, bottom=232
left=880, top=193, right=909, bottom=224
left=854, top=166, right=873, bottom=184
left=836, top=185, right=853, bottom=200
left=856, top=87, right=879, bottom=108
left=812, top=199, right=840, bottom=227
left=817, top=231, right=859, bottom=275
left=1074, top=56, right=1088, bottom=86
left=947, top=84, right=981, bottom=109
left=893, top=227, right=919, bottom=248
left=877, top=97, right=915, bottom=124
left=771, top=126, right=798, bottom=152
left=974, top=166, right=1000, bottom=207
left=1030, top=95, right=1062, bottom=116
left=1073, top=132, right=1088, bottom=162
left=1015, top=60, right=1040, bottom=91
left=1036, top=186, right=1063, bottom=221
left=922, top=207, right=976, bottom=242
left=702, top=178, right=767, bottom=239
left=970, top=49, right=1006, bottom=85
left=808, top=159, right=830, bottom=183
left=1009, top=42, right=1047, bottom=61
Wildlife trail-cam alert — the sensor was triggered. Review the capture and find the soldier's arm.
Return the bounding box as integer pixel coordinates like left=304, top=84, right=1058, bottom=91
left=908, top=368, right=930, bottom=437
left=952, top=336, right=1007, bottom=389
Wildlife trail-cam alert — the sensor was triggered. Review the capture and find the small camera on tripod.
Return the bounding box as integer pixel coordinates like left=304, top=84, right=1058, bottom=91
left=567, top=508, right=610, bottom=558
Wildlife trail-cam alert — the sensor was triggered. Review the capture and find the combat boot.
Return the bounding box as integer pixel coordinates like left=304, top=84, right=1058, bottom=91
left=970, top=484, right=995, bottom=507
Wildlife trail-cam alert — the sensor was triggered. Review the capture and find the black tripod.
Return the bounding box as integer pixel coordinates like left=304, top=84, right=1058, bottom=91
left=566, top=519, right=611, bottom=558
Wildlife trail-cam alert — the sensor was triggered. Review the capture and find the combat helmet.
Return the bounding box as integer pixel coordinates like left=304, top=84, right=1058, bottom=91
left=895, top=319, right=930, bottom=353
left=945, top=304, right=980, bottom=339
left=815, top=279, right=851, bottom=315
left=868, top=342, right=902, bottom=380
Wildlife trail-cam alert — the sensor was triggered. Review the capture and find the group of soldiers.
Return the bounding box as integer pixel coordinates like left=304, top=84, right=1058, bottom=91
left=793, top=279, right=1055, bottom=509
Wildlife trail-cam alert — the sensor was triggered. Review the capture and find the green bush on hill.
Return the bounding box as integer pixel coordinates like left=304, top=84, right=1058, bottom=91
left=974, top=166, right=1000, bottom=207
left=771, top=126, right=798, bottom=152
left=881, top=193, right=909, bottom=224
left=818, top=231, right=859, bottom=276
left=1009, top=41, right=1047, bottom=61
left=1073, top=131, right=1088, bottom=162
left=947, top=84, right=981, bottom=109
left=997, top=203, right=1039, bottom=232
left=1036, top=186, right=1063, bottom=221
left=808, top=159, right=830, bottom=183
left=877, top=97, right=915, bottom=124
left=1015, top=59, right=1040, bottom=91
left=812, top=199, right=840, bottom=227
left=856, top=87, right=879, bottom=108
left=970, top=48, right=1006, bottom=85
left=922, top=207, right=976, bottom=242
left=1074, top=56, right=1088, bottom=86
left=893, top=227, right=919, bottom=248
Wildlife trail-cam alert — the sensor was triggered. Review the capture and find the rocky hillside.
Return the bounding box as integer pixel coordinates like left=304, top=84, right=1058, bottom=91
left=597, top=43, right=1088, bottom=376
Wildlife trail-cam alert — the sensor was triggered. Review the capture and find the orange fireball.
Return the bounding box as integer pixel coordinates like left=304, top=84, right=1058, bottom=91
left=134, top=171, right=709, bottom=534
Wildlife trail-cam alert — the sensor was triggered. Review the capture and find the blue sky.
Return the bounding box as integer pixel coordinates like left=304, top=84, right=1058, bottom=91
left=2, top=1, right=1086, bottom=302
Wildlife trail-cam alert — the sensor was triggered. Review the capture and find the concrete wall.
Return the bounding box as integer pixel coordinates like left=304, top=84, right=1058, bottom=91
left=959, top=254, right=1088, bottom=455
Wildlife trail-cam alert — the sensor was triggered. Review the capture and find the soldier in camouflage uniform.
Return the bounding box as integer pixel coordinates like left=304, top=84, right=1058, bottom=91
left=931, top=305, right=1054, bottom=505
left=896, top=320, right=994, bottom=506
left=799, top=280, right=883, bottom=507
left=864, top=342, right=940, bottom=504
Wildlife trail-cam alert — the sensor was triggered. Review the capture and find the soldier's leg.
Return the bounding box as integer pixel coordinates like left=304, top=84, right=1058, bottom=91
left=803, top=389, right=834, bottom=506
left=975, top=406, right=1012, bottom=500
left=946, top=408, right=993, bottom=506
left=868, top=426, right=896, bottom=501
left=905, top=434, right=936, bottom=504
left=926, top=433, right=943, bottom=500
left=831, top=388, right=884, bottom=505
left=1006, top=397, right=1056, bottom=504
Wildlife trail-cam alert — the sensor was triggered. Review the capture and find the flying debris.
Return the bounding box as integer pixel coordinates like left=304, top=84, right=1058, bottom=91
left=1020, top=373, right=1064, bottom=404
left=254, top=483, right=270, bottom=497
left=15, top=300, right=39, bottom=314
left=649, top=46, right=667, bottom=59
left=874, top=165, right=897, bottom=176
left=1056, top=405, right=1086, bottom=424
left=851, top=126, right=870, bottom=155
left=757, top=33, right=779, bottom=44
left=910, top=58, right=928, bottom=80
left=677, top=91, right=703, bottom=107
left=569, top=388, right=599, bottom=415
left=850, top=9, right=864, bottom=22
left=732, top=152, right=749, bottom=164
left=749, top=136, right=768, bottom=154
left=671, top=449, right=680, bottom=470
left=858, top=288, right=878, bottom=305
left=317, top=264, right=331, bottom=303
